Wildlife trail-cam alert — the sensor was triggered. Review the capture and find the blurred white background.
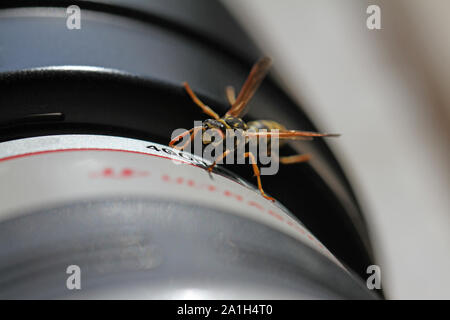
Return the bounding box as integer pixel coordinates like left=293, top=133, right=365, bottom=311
left=224, top=0, right=450, bottom=299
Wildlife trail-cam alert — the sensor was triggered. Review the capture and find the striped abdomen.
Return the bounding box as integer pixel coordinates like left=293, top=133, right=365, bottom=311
left=247, top=120, right=287, bottom=148
left=247, top=120, right=286, bottom=131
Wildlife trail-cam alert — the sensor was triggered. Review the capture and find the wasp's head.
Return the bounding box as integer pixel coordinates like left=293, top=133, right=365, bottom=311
left=202, top=119, right=226, bottom=145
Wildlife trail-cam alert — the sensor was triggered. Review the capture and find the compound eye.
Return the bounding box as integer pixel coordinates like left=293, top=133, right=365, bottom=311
left=203, top=119, right=220, bottom=128
left=214, top=120, right=225, bottom=129
left=217, top=121, right=226, bottom=130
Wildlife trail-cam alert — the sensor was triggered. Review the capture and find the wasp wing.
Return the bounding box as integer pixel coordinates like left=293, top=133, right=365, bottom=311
left=244, top=129, right=340, bottom=140
left=225, top=57, right=272, bottom=118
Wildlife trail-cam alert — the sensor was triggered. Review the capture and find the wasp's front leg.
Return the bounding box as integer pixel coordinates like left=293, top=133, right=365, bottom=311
left=183, top=82, right=220, bottom=120
left=169, top=127, right=195, bottom=150
left=207, top=149, right=231, bottom=172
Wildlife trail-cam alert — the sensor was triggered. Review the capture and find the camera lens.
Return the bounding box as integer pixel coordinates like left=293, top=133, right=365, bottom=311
left=0, top=0, right=377, bottom=299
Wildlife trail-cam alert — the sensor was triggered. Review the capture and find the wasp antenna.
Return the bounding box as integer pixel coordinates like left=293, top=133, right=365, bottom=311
left=324, top=133, right=341, bottom=137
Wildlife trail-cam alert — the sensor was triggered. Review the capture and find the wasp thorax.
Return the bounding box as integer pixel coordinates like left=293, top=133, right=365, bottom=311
left=224, top=116, right=248, bottom=130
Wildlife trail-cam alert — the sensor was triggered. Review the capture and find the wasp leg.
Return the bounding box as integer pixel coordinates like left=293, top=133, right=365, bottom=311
left=244, top=151, right=275, bottom=202
left=279, top=154, right=311, bottom=164
left=207, top=149, right=231, bottom=172
left=225, top=85, right=236, bottom=105
left=179, top=126, right=203, bottom=151
left=169, top=127, right=195, bottom=150
left=183, top=82, right=220, bottom=120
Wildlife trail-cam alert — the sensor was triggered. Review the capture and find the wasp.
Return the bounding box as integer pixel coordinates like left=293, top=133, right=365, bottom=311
left=169, top=57, right=339, bottom=201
